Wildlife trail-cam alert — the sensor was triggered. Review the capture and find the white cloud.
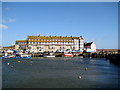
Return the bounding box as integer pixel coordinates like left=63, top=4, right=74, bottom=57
left=8, top=18, right=16, bottom=22
left=0, top=24, right=8, bottom=29
left=1, top=18, right=16, bottom=23
left=2, top=19, right=6, bottom=23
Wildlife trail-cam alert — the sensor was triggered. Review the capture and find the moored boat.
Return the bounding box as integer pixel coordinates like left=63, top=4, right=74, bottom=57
left=64, top=53, right=73, bottom=57
left=2, top=54, right=15, bottom=58
left=44, top=55, right=55, bottom=57
left=2, top=53, right=31, bottom=59
left=43, top=52, right=55, bottom=57
left=20, top=54, right=31, bottom=58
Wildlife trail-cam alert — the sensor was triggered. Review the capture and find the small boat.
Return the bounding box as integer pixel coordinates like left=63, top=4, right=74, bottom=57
left=64, top=53, right=73, bottom=57
left=2, top=54, right=31, bottom=59
left=43, top=52, right=55, bottom=57
left=2, top=54, right=15, bottom=58
left=20, top=54, right=31, bottom=58
left=9, top=55, right=15, bottom=58
left=44, top=55, right=55, bottom=57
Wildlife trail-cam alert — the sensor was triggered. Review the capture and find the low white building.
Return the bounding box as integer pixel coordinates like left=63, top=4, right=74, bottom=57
left=84, top=42, right=96, bottom=52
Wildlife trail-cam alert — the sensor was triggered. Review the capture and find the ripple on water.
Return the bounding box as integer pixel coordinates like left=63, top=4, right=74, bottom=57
left=2, top=57, right=119, bottom=88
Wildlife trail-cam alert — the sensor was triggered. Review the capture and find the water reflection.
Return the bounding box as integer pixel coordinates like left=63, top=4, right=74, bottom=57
left=89, top=59, right=96, bottom=64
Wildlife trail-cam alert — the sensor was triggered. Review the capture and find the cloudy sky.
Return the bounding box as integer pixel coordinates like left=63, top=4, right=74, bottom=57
left=1, top=2, right=118, bottom=49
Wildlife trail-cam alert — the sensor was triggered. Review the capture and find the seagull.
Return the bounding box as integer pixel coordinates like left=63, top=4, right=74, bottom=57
left=78, top=75, right=82, bottom=79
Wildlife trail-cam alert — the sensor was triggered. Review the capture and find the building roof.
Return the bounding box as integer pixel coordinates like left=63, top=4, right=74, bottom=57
left=15, top=35, right=84, bottom=43
left=27, top=36, right=83, bottom=40
left=16, top=40, right=27, bottom=42
left=27, top=40, right=73, bottom=42
left=84, top=42, right=93, bottom=46
left=3, top=46, right=15, bottom=49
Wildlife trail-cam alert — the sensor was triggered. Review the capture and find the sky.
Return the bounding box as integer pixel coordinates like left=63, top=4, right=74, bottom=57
left=1, top=2, right=118, bottom=49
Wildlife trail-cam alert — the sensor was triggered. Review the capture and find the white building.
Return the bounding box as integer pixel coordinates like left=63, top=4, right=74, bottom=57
left=15, top=35, right=84, bottom=53
left=84, top=41, right=96, bottom=52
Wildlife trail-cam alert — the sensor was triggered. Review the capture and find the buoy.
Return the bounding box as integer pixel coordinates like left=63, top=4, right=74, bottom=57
left=18, top=61, right=21, bottom=63
left=85, top=68, right=88, bottom=70
left=7, top=63, right=10, bottom=65
left=78, top=75, right=82, bottom=79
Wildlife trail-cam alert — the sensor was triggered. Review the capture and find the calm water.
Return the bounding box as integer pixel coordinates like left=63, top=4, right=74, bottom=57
left=2, top=57, right=120, bottom=88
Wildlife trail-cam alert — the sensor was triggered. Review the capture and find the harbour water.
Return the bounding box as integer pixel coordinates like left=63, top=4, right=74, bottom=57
left=2, top=57, right=120, bottom=88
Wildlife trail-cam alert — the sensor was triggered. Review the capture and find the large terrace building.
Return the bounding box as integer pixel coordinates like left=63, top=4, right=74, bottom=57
left=15, top=35, right=84, bottom=52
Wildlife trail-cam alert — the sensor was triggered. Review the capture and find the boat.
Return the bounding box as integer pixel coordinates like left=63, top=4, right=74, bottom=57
left=2, top=54, right=15, bottom=58
left=43, top=52, right=55, bottom=57
left=44, top=55, right=55, bottom=57
left=64, top=53, right=73, bottom=57
left=2, top=53, right=31, bottom=59
left=20, top=54, right=31, bottom=58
